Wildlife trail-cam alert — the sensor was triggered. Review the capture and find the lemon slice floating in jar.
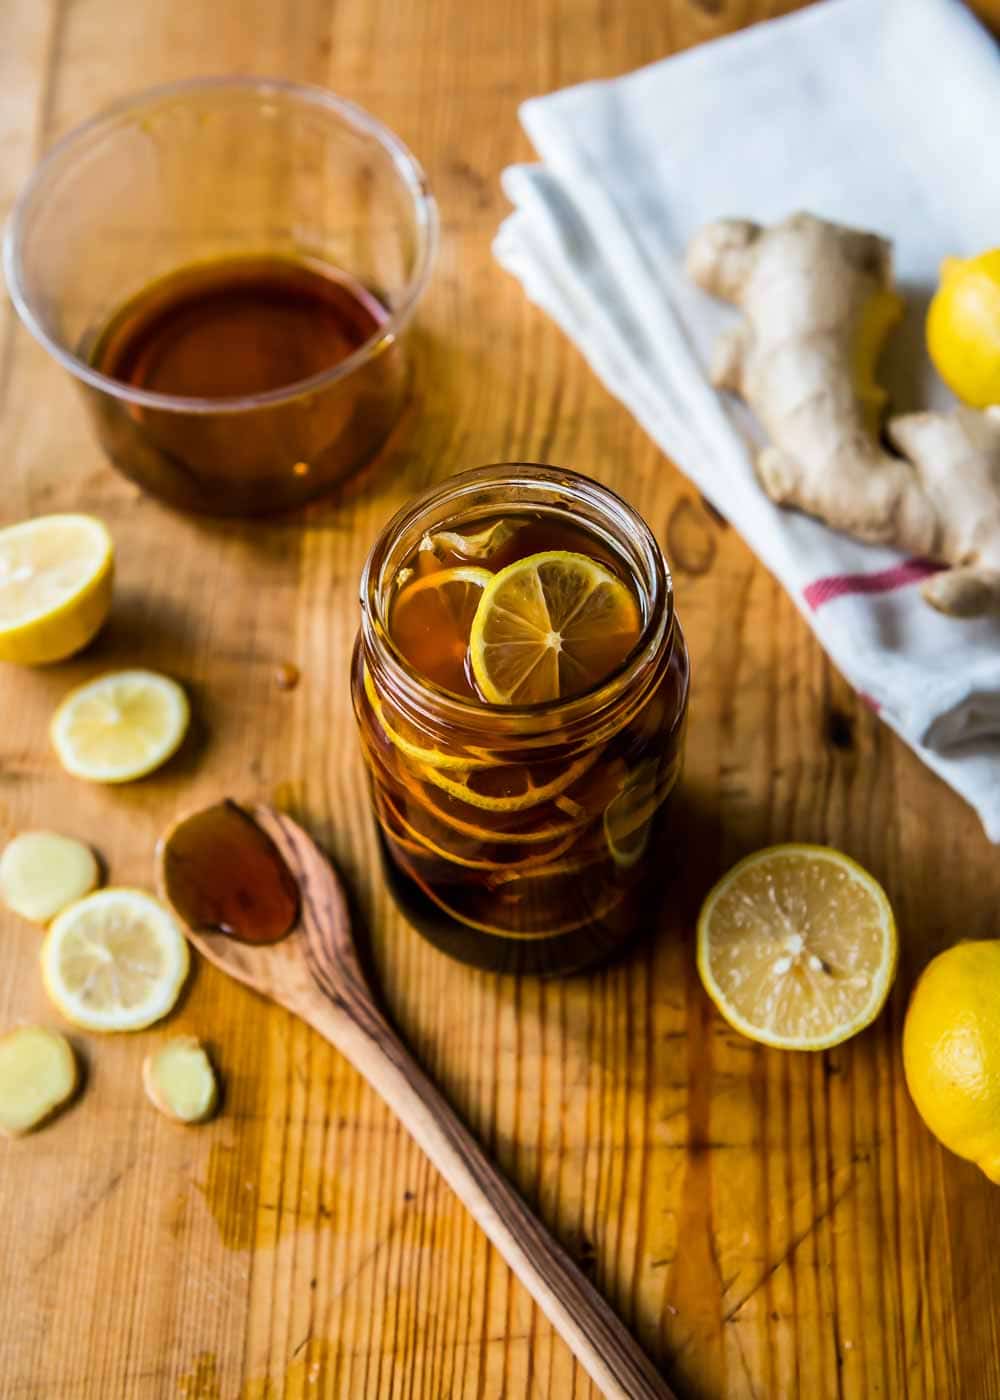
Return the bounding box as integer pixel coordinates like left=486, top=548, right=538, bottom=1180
left=41, top=888, right=190, bottom=1032
left=390, top=565, right=491, bottom=699
left=696, top=844, right=897, bottom=1051
left=51, top=670, right=189, bottom=783
left=469, top=551, right=641, bottom=705
left=0, top=515, right=113, bottom=665
left=362, top=666, right=490, bottom=772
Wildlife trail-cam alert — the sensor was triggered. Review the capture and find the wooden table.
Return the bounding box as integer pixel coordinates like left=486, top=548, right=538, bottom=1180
left=3, top=1, right=999, bottom=1396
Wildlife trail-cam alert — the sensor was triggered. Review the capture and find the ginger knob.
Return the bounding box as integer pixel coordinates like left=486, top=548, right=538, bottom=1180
left=143, top=1037, right=218, bottom=1124
left=0, top=1026, right=79, bottom=1137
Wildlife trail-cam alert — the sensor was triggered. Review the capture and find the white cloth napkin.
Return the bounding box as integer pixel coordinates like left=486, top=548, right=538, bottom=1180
left=494, top=0, right=1000, bottom=842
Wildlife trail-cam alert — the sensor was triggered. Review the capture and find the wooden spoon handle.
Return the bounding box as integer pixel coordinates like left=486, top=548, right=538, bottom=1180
left=302, top=994, right=675, bottom=1400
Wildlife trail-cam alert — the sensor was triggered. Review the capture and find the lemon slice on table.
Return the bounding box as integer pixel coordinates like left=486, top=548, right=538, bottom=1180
left=390, top=565, right=491, bottom=698
left=469, top=551, right=642, bottom=705
left=696, top=844, right=897, bottom=1051
left=0, top=515, right=113, bottom=665
left=603, top=755, right=681, bottom=868
left=41, top=889, right=189, bottom=1032
left=51, top=669, right=189, bottom=783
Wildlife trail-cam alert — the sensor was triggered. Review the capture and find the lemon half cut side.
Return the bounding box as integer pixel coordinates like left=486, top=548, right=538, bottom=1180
left=0, top=514, right=113, bottom=665
left=697, top=844, right=897, bottom=1051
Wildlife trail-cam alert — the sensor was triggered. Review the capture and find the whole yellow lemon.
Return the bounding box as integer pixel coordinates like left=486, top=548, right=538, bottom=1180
left=903, top=940, right=1000, bottom=1183
left=926, top=252, right=1000, bottom=408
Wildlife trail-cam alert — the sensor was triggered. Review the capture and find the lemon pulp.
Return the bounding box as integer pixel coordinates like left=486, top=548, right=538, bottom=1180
left=697, top=844, right=897, bottom=1051
left=0, top=514, right=113, bottom=665
left=51, top=669, right=189, bottom=783
left=469, top=550, right=642, bottom=705
left=41, top=888, right=189, bottom=1032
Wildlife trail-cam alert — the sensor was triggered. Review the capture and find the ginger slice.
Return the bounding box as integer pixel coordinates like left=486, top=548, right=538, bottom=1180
left=0, top=1026, right=78, bottom=1137
left=0, top=831, right=99, bottom=923
left=143, top=1037, right=218, bottom=1124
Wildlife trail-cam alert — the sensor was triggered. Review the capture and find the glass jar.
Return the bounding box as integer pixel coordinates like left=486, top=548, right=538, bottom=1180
left=4, top=78, right=437, bottom=515
left=352, top=464, right=690, bottom=976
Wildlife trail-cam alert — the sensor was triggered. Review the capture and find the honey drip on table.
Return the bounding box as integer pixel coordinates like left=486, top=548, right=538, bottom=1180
left=160, top=800, right=299, bottom=945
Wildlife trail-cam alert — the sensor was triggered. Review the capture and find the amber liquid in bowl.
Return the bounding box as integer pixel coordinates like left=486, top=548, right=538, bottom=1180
left=354, top=509, right=689, bottom=976
left=84, top=255, right=407, bottom=514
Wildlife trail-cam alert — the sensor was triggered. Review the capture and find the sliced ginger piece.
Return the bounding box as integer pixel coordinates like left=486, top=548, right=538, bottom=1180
left=0, top=831, right=99, bottom=923
left=0, top=1025, right=78, bottom=1137
left=143, top=1036, right=218, bottom=1124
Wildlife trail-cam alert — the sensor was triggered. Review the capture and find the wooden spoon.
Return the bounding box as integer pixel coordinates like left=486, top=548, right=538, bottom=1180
left=158, top=802, right=675, bottom=1400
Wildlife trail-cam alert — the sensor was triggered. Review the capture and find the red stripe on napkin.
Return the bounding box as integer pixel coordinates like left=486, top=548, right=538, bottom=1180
left=803, top=559, right=943, bottom=611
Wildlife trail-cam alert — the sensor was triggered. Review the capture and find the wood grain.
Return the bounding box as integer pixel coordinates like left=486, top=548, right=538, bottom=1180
left=162, top=803, right=675, bottom=1398
left=1, top=1, right=998, bottom=1398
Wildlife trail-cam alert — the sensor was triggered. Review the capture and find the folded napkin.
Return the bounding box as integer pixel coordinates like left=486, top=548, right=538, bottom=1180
left=495, top=0, right=1000, bottom=841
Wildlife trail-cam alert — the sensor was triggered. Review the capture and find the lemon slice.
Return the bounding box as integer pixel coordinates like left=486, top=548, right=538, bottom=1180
left=416, top=746, right=599, bottom=812
left=397, top=850, right=626, bottom=940
left=0, top=515, right=113, bottom=665
left=603, top=755, right=681, bottom=869
left=375, top=786, right=580, bottom=872
left=469, top=551, right=641, bottom=705
left=390, top=565, right=491, bottom=698
left=362, top=666, right=490, bottom=772
left=696, top=844, right=897, bottom=1051
left=41, top=888, right=189, bottom=1032
left=395, top=764, right=587, bottom=844
left=51, top=669, right=189, bottom=783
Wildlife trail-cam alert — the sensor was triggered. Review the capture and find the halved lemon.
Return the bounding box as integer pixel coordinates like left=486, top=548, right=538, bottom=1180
left=375, top=786, right=580, bottom=872
left=41, top=888, right=189, bottom=1032
left=51, top=669, right=190, bottom=783
left=696, top=844, right=897, bottom=1051
left=469, top=551, right=641, bottom=705
left=0, top=514, right=113, bottom=665
left=390, top=565, right=491, bottom=698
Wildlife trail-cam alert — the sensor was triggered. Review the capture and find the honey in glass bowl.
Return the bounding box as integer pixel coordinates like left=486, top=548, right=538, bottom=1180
left=352, top=464, right=690, bottom=976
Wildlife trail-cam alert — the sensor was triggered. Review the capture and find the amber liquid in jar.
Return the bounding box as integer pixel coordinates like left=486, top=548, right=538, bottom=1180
left=84, top=255, right=407, bottom=515
left=353, top=466, right=690, bottom=976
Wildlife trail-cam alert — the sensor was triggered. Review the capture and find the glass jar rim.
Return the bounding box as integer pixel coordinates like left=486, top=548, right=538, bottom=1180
left=360, top=463, right=675, bottom=740
left=1, top=75, right=439, bottom=417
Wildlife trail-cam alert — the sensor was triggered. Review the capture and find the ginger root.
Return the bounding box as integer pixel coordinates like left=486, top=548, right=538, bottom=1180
left=0, top=1026, right=78, bottom=1137
left=686, top=212, right=1000, bottom=616
left=143, top=1036, right=218, bottom=1124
